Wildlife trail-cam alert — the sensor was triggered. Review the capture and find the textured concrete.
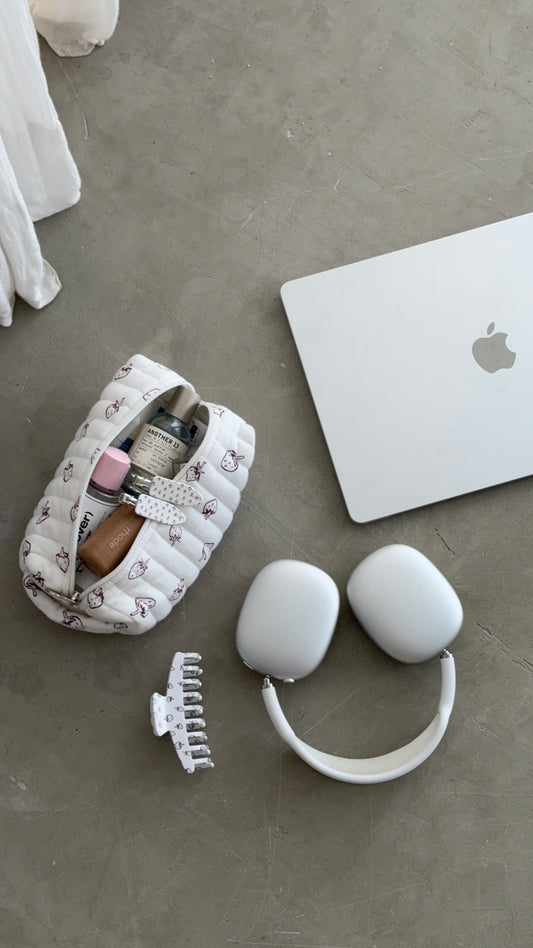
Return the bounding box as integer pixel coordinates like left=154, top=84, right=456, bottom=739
left=2, top=2, right=533, bottom=946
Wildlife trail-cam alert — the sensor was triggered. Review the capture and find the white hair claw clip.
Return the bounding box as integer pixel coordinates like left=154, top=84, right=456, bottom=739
left=150, top=652, right=213, bottom=773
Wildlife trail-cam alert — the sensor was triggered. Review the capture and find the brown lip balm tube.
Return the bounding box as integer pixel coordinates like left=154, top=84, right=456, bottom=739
left=77, top=503, right=144, bottom=578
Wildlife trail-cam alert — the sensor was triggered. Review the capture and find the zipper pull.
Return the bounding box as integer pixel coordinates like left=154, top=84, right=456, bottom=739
left=44, top=587, right=81, bottom=607
left=119, top=492, right=186, bottom=525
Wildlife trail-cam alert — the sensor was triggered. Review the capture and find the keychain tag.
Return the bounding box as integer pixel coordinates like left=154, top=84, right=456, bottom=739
left=149, top=476, right=203, bottom=507
left=119, top=492, right=186, bottom=525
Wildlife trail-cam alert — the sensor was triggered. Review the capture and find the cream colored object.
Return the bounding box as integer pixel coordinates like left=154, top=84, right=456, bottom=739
left=0, top=0, right=81, bottom=326
left=29, top=0, right=119, bottom=57
left=0, top=132, right=62, bottom=326
left=20, top=355, right=255, bottom=635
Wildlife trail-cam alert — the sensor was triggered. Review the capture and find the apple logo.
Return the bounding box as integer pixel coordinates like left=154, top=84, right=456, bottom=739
left=472, top=322, right=516, bottom=373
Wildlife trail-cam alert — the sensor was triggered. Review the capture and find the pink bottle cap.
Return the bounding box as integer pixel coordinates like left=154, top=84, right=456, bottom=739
left=91, top=447, right=131, bottom=490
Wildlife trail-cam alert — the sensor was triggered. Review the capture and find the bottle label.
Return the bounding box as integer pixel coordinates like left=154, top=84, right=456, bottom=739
left=77, top=495, right=119, bottom=546
left=128, top=424, right=188, bottom=477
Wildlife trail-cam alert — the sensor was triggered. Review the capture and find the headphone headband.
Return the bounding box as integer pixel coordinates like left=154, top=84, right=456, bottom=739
left=261, top=650, right=456, bottom=783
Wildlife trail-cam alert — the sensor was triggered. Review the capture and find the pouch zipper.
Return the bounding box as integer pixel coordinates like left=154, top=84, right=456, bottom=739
left=63, top=388, right=169, bottom=594
left=44, top=390, right=164, bottom=607
left=47, top=401, right=222, bottom=607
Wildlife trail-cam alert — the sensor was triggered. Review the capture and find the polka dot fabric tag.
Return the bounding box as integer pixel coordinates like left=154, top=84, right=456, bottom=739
left=149, top=476, right=203, bottom=507
left=134, top=494, right=187, bottom=525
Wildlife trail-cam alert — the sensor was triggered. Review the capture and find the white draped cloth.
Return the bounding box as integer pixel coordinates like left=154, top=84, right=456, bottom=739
left=0, top=0, right=81, bottom=327
left=29, top=0, right=119, bottom=58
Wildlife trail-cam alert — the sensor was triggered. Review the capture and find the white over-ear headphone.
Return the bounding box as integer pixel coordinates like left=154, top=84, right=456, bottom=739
left=236, top=546, right=462, bottom=784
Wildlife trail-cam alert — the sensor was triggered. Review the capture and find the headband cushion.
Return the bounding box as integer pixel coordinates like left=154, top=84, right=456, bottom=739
left=347, top=545, right=462, bottom=662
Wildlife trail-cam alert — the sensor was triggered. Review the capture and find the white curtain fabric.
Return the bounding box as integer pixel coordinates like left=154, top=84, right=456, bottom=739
left=29, top=0, right=119, bottom=58
left=0, top=0, right=81, bottom=327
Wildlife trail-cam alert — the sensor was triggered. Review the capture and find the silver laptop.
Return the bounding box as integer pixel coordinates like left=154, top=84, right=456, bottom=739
left=281, top=212, right=533, bottom=523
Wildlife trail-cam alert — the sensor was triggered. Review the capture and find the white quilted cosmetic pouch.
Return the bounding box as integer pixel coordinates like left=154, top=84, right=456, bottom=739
left=19, top=354, right=255, bottom=634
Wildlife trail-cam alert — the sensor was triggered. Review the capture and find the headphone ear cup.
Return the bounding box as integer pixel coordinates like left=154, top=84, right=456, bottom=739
left=347, top=545, right=462, bottom=662
left=236, top=560, right=340, bottom=680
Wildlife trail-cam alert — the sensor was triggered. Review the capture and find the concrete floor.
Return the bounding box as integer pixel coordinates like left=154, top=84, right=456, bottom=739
left=2, top=1, right=533, bottom=946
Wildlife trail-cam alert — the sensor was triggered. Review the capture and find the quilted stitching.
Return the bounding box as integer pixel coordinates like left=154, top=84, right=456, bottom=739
left=20, top=355, right=255, bottom=634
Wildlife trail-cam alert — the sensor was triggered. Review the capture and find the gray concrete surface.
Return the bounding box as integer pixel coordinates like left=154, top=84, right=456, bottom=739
left=2, top=1, right=533, bottom=946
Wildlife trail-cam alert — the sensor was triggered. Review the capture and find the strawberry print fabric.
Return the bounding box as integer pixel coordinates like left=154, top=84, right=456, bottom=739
left=19, top=354, right=255, bottom=634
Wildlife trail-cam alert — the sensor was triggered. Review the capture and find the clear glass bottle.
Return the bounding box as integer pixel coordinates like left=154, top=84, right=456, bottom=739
left=110, top=403, right=164, bottom=453
left=126, top=386, right=200, bottom=479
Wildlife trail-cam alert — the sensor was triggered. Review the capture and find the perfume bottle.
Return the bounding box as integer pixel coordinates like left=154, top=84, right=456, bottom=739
left=111, top=403, right=164, bottom=453
left=127, top=386, right=200, bottom=479
left=77, top=447, right=131, bottom=546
